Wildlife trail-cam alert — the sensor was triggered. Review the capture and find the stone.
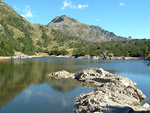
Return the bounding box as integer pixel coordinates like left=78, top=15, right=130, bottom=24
left=75, top=68, right=137, bottom=87
left=49, top=70, right=75, bottom=79
left=74, top=68, right=147, bottom=113
left=49, top=68, right=148, bottom=112
left=143, top=103, right=150, bottom=108
left=11, top=51, right=31, bottom=59
left=0, top=24, right=4, bottom=32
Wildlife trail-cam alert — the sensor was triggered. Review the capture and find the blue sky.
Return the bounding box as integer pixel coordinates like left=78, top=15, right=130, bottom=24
left=2, top=0, right=150, bottom=39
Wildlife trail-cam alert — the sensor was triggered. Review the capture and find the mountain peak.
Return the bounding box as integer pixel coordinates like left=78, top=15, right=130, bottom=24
left=50, top=15, right=78, bottom=24
left=47, top=15, right=128, bottom=42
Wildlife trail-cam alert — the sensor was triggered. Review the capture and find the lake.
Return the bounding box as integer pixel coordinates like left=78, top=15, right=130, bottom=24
left=0, top=57, right=150, bottom=113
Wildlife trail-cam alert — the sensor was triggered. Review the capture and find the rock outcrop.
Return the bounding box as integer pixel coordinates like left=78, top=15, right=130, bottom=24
left=0, top=24, right=4, bottom=33
left=49, top=70, right=75, bottom=79
left=48, top=68, right=150, bottom=113
left=11, top=51, right=31, bottom=59
left=72, top=52, right=140, bottom=60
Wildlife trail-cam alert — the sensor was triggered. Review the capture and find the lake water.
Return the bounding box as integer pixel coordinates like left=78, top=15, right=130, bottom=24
left=0, top=57, right=150, bottom=113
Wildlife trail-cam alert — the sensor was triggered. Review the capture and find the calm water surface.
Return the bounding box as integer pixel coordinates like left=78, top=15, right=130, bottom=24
left=0, top=57, right=150, bottom=113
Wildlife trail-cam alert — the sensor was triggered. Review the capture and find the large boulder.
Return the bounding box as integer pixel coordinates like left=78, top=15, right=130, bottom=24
left=76, top=83, right=146, bottom=113
left=75, top=68, right=147, bottom=113
left=75, top=68, right=137, bottom=87
left=49, top=68, right=148, bottom=113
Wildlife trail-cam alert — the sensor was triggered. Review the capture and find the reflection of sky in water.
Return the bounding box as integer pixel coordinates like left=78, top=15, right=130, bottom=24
left=0, top=83, right=93, bottom=113
left=0, top=57, right=150, bottom=113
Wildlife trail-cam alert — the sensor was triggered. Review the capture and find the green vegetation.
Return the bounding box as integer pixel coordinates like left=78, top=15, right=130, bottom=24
left=0, top=20, right=35, bottom=56
left=72, top=39, right=150, bottom=57
left=51, top=29, right=79, bottom=43
left=0, top=1, right=150, bottom=58
left=49, top=47, right=69, bottom=56
left=40, top=26, right=51, bottom=48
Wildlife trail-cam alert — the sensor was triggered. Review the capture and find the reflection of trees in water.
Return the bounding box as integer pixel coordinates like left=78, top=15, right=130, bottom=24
left=0, top=59, right=85, bottom=108
left=47, top=78, right=80, bottom=93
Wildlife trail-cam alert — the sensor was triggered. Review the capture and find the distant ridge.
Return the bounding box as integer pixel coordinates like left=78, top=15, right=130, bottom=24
left=47, top=15, right=130, bottom=42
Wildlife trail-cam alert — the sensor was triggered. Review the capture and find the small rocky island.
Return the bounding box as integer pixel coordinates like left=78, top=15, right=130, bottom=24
left=49, top=68, right=150, bottom=113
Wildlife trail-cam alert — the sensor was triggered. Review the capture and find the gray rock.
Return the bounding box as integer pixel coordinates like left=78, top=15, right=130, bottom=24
left=92, top=56, right=99, bottom=59
left=49, top=70, right=75, bottom=79
left=75, top=68, right=137, bottom=87
left=143, top=103, right=150, bottom=108
left=11, top=51, right=31, bottom=59
left=75, top=68, right=147, bottom=113
left=49, top=68, right=148, bottom=113
left=84, top=55, right=91, bottom=59
left=0, top=24, right=4, bottom=32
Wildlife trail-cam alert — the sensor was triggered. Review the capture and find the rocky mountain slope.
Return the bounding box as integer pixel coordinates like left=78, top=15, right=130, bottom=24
left=1, top=0, right=141, bottom=57
left=47, top=15, right=129, bottom=42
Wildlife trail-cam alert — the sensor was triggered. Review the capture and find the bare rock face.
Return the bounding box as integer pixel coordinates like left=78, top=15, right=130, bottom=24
left=11, top=51, right=31, bottom=59
left=49, top=68, right=149, bottom=113
left=75, top=68, right=147, bottom=113
left=49, top=70, right=75, bottom=79
left=75, top=68, right=137, bottom=87
left=75, top=84, right=147, bottom=113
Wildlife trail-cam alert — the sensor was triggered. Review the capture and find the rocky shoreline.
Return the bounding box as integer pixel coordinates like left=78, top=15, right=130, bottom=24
left=72, top=55, right=140, bottom=60
left=49, top=68, right=150, bottom=113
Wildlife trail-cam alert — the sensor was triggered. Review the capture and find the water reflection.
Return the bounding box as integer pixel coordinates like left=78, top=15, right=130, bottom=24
left=0, top=58, right=95, bottom=111
left=0, top=57, right=150, bottom=113
left=48, top=78, right=79, bottom=93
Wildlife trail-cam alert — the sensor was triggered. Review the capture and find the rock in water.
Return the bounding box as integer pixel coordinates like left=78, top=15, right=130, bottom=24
left=75, top=68, right=137, bottom=87
left=75, top=68, right=148, bottom=113
left=49, top=70, right=75, bottom=79
left=49, top=68, right=149, bottom=112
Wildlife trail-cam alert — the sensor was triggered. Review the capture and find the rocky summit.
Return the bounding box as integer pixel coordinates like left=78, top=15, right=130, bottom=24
left=49, top=68, right=150, bottom=113
left=47, top=15, right=129, bottom=42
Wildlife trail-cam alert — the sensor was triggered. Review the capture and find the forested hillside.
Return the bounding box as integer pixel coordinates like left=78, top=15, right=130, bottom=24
left=0, top=1, right=149, bottom=58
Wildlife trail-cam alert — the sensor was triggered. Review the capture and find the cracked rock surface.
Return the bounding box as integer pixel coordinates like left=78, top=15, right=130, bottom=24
left=49, top=68, right=150, bottom=113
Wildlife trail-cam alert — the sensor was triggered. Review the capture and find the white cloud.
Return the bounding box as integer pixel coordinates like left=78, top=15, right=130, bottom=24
left=61, top=1, right=72, bottom=10
left=21, top=5, right=33, bottom=18
left=61, top=0, right=88, bottom=10
left=78, top=4, right=88, bottom=9
left=119, top=2, right=125, bottom=6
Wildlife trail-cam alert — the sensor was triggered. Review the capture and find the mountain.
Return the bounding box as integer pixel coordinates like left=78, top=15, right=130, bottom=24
left=0, top=0, right=54, bottom=56
left=47, top=15, right=129, bottom=42
left=2, top=1, right=149, bottom=58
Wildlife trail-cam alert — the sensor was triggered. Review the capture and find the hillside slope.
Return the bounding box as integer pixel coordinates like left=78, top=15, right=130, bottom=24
left=0, top=1, right=55, bottom=56
left=47, top=15, right=129, bottom=42
left=1, top=1, right=149, bottom=58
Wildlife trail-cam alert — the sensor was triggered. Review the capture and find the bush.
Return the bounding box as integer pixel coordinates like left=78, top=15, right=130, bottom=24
left=49, top=49, right=68, bottom=56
